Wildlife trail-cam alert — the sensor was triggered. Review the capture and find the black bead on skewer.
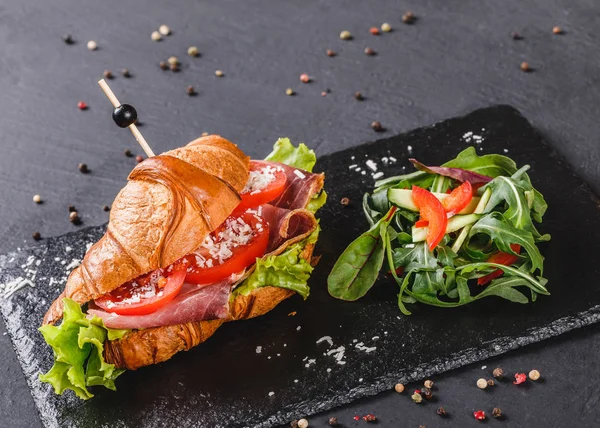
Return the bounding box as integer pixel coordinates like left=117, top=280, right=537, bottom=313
left=112, top=104, right=138, bottom=128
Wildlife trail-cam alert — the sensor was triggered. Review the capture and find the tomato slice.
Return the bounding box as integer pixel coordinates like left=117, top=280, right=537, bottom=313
left=442, top=181, right=473, bottom=217
left=477, top=244, right=521, bottom=285
left=174, top=211, right=269, bottom=284
left=411, top=185, right=448, bottom=251
left=235, top=161, right=287, bottom=212
left=94, top=269, right=186, bottom=316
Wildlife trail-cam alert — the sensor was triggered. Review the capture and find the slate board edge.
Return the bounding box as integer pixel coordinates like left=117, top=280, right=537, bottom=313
left=1, top=104, right=598, bottom=427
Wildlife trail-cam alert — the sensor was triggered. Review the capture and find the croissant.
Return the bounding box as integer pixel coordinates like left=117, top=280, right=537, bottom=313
left=43, top=135, right=250, bottom=325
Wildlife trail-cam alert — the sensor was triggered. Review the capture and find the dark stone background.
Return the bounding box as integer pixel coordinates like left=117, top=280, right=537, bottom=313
left=0, top=0, right=598, bottom=426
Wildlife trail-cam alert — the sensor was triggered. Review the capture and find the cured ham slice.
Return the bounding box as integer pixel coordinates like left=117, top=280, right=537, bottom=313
left=267, top=162, right=325, bottom=210
left=89, top=280, right=232, bottom=329
left=260, top=204, right=317, bottom=252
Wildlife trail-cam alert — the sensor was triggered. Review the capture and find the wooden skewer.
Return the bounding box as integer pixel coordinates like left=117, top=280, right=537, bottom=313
left=97, top=79, right=155, bottom=158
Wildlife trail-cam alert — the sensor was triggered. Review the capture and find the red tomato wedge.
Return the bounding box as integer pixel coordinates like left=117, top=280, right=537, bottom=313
left=442, top=181, right=473, bottom=217
left=94, top=268, right=186, bottom=316
left=411, top=185, right=448, bottom=251
left=235, top=161, right=287, bottom=212
left=174, top=211, right=269, bottom=285
left=477, top=244, right=522, bottom=285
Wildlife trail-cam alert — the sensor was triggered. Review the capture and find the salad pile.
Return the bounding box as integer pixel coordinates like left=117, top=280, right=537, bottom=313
left=328, top=147, right=551, bottom=314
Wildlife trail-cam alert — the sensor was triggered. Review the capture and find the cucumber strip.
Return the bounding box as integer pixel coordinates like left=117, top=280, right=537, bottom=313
left=388, top=188, right=480, bottom=215
left=412, top=214, right=482, bottom=242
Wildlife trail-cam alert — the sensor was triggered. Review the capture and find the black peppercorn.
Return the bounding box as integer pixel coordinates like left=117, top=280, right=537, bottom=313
left=420, top=386, right=433, bottom=399
left=492, top=367, right=503, bottom=378
left=402, top=11, right=416, bottom=24
left=492, top=407, right=502, bottom=419
left=78, top=163, right=89, bottom=173
left=371, top=121, right=384, bottom=132
left=170, top=63, right=180, bottom=72
left=364, top=47, right=376, bottom=56
left=124, top=149, right=133, bottom=157
left=355, top=92, right=364, bottom=100
left=103, top=70, right=113, bottom=79
left=186, top=86, right=196, bottom=96
left=32, top=232, right=41, bottom=241
left=68, top=205, right=76, bottom=213
left=112, top=104, right=138, bottom=128
left=511, top=31, right=523, bottom=40
left=290, top=420, right=299, bottom=428
left=63, top=34, right=74, bottom=45
left=159, top=61, right=169, bottom=70
left=103, top=205, right=110, bottom=212
left=436, top=407, right=447, bottom=417
left=328, top=417, right=338, bottom=426
left=122, top=68, right=131, bottom=78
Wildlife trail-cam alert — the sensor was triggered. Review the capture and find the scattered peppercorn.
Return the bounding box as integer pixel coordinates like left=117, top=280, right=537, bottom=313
left=364, top=47, right=376, bottom=56
left=418, top=425, right=426, bottom=428
left=215, top=69, right=224, bottom=77
left=321, top=91, right=327, bottom=97
left=63, top=34, right=74, bottom=45
left=353, top=416, right=360, bottom=421
left=78, top=163, right=89, bottom=173
left=363, top=414, right=376, bottom=422
left=32, top=232, right=42, bottom=241
left=285, top=88, right=295, bottom=96
left=492, top=367, right=504, bottom=378
left=103, top=70, right=113, bottom=79
left=423, top=380, right=434, bottom=389
left=513, top=373, right=527, bottom=385
left=371, top=121, right=384, bottom=132
left=328, top=417, right=338, bottom=426
left=487, top=379, right=495, bottom=387
left=159, top=24, right=171, bottom=36
left=77, top=101, right=88, bottom=110
left=159, top=61, right=169, bottom=70
left=33, top=194, right=42, bottom=204
left=411, top=391, right=423, bottom=403
left=420, top=387, right=432, bottom=399
left=520, top=62, right=531, bottom=72
left=290, top=420, right=299, bottom=428
left=340, top=30, right=352, bottom=40
left=476, top=378, right=488, bottom=389
left=369, top=27, right=380, bottom=35
left=297, top=419, right=309, bottom=428
left=186, top=86, right=196, bottom=96
left=187, top=46, right=200, bottom=57
left=326, top=49, right=336, bottom=57
left=511, top=31, right=523, bottom=40
left=553, top=26, right=563, bottom=35
left=528, top=369, right=541, bottom=380
left=473, top=410, right=486, bottom=421
left=69, top=211, right=80, bottom=224
left=151, top=31, right=162, bottom=42
left=103, top=205, right=110, bottom=212
left=68, top=205, right=76, bottom=212
left=87, top=40, right=97, bottom=51
left=300, top=73, right=310, bottom=83
left=381, top=22, right=392, bottom=32
left=436, top=407, right=447, bottom=417
left=402, top=12, right=416, bottom=24
left=122, top=68, right=131, bottom=77
left=170, top=63, right=180, bottom=72
left=168, top=56, right=179, bottom=66
left=492, top=407, right=503, bottom=419
left=354, top=91, right=364, bottom=100
left=340, top=197, right=350, bottom=206
left=124, top=149, right=133, bottom=157
left=136, top=155, right=144, bottom=163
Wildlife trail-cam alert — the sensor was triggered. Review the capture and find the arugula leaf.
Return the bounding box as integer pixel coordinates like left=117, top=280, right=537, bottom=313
left=39, top=299, right=129, bottom=399
left=483, top=176, right=534, bottom=231
left=442, top=147, right=518, bottom=178
left=328, top=208, right=396, bottom=301
left=265, top=138, right=317, bottom=171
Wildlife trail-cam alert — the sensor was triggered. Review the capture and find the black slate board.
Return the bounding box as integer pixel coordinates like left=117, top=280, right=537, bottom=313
left=1, top=105, right=599, bottom=428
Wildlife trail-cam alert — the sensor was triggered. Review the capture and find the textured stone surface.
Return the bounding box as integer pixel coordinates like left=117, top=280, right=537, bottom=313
left=2, top=106, right=599, bottom=427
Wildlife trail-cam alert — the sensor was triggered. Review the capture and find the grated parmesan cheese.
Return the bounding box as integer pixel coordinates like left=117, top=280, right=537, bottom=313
left=293, top=170, right=306, bottom=179
left=365, top=160, right=378, bottom=171
left=242, top=165, right=283, bottom=195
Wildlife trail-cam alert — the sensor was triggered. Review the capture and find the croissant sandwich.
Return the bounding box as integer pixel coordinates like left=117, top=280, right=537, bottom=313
left=39, top=135, right=326, bottom=399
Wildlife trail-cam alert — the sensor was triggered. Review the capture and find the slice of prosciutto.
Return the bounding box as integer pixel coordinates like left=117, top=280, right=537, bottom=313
left=88, top=279, right=232, bottom=329
left=89, top=161, right=323, bottom=330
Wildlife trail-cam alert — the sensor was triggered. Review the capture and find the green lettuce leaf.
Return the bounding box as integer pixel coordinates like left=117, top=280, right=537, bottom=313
left=306, top=190, right=327, bottom=214
left=265, top=138, right=317, bottom=172
left=234, top=226, right=320, bottom=299
left=39, top=299, right=129, bottom=399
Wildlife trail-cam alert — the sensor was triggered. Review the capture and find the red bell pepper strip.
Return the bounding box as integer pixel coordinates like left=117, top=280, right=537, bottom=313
left=415, top=219, right=429, bottom=228
left=477, top=244, right=521, bottom=285
left=411, top=185, right=447, bottom=251
left=442, top=181, right=473, bottom=217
